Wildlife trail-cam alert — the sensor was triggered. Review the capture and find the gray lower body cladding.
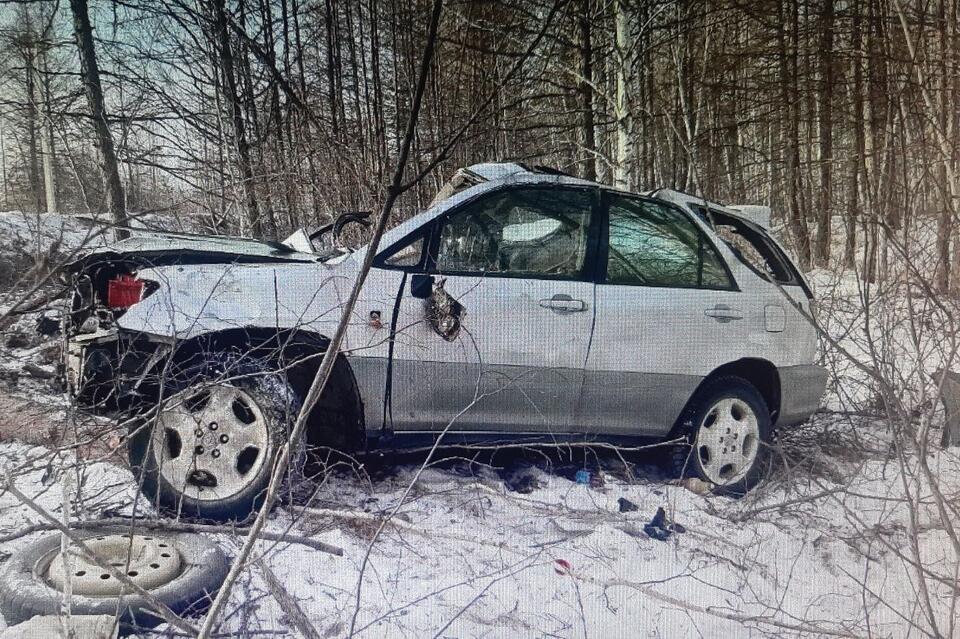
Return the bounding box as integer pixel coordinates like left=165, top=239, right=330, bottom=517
left=776, top=363, right=828, bottom=427
left=66, top=338, right=826, bottom=441
left=354, top=357, right=826, bottom=439
left=353, top=357, right=701, bottom=438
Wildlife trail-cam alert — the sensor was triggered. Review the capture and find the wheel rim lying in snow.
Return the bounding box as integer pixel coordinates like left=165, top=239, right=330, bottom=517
left=45, top=535, right=182, bottom=596
left=152, top=383, right=271, bottom=502
left=694, top=397, right=760, bottom=485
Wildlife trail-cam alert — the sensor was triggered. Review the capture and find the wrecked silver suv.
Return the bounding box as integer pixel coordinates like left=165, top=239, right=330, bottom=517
left=63, top=163, right=826, bottom=520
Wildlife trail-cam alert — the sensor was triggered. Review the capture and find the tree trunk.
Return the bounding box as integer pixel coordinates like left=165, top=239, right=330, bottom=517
left=845, top=0, right=864, bottom=270
left=947, top=0, right=960, bottom=294
left=814, top=0, right=835, bottom=266
left=325, top=0, right=339, bottom=140
left=38, top=43, right=58, bottom=214
left=69, top=0, right=127, bottom=237
left=0, top=116, right=7, bottom=208
left=778, top=0, right=811, bottom=270
left=24, top=35, right=43, bottom=213
left=578, top=0, right=597, bottom=181
left=860, top=0, right=881, bottom=284
left=210, top=0, right=260, bottom=236
left=261, top=0, right=287, bottom=238
left=613, top=0, right=632, bottom=190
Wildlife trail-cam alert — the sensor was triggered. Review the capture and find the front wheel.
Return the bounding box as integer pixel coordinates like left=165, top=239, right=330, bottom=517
left=128, top=355, right=305, bottom=522
left=671, top=376, right=772, bottom=496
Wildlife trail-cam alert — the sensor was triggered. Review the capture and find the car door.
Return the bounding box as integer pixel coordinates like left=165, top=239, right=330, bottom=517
left=581, top=194, right=756, bottom=436
left=385, top=185, right=599, bottom=434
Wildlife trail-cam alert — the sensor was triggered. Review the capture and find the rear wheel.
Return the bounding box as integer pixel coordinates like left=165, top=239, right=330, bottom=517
left=671, top=376, right=772, bottom=496
left=128, top=355, right=305, bottom=522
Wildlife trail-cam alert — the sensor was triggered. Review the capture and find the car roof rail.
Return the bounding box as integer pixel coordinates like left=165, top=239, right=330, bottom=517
left=515, top=163, right=578, bottom=178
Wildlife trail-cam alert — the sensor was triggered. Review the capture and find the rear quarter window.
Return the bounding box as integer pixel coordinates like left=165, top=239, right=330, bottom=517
left=606, top=197, right=734, bottom=289
left=695, top=206, right=797, bottom=285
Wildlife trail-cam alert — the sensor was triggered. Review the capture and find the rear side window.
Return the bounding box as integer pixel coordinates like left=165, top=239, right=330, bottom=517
left=606, top=197, right=733, bottom=289
left=695, top=207, right=797, bottom=285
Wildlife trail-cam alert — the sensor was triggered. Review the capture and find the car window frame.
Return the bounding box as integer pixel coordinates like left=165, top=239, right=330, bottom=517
left=372, top=224, right=433, bottom=272
left=693, top=204, right=810, bottom=292
left=598, top=191, right=739, bottom=292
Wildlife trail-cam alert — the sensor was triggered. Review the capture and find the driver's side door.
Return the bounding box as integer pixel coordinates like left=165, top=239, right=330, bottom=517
left=385, top=185, right=599, bottom=435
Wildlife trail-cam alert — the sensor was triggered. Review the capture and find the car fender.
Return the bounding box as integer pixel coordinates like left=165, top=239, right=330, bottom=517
left=118, top=262, right=354, bottom=342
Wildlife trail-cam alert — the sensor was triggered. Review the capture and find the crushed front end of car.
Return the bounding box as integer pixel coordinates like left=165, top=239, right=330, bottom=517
left=62, top=254, right=170, bottom=411
left=59, top=232, right=325, bottom=412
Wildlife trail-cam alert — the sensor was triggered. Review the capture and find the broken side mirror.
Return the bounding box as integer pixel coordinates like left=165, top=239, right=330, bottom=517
left=410, top=273, right=434, bottom=299
left=426, top=278, right=464, bottom=341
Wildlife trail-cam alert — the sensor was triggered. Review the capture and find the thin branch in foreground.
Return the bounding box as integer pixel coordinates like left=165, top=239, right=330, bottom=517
left=0, top=516, right=344, bottom=556
left=194, top=2, right=445, bottom=636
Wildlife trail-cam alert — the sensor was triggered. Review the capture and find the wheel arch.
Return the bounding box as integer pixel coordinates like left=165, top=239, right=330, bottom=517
left=147, top=327, right=366, bottom=451
left=671, top=358, right=781, bottom=435
left=701, top=358, right=781, bottom=422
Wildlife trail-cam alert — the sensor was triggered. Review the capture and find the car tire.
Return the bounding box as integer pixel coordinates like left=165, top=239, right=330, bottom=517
left=128, top=354, right=306, bottom=522
left=0, top=529, right=229, bottom=631
left=671, top=375, right=772, bottom=496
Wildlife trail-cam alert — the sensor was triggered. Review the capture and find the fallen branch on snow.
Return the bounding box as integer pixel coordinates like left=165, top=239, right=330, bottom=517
left=0, top=516, right=344, bottom=556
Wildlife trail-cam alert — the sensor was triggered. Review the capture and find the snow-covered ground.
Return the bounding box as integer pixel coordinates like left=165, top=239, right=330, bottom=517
left=0, top=417, right=958, bottom=638
left=0, top=209, right=196, bottom=253
left=0, top=210, right=958, bottom=637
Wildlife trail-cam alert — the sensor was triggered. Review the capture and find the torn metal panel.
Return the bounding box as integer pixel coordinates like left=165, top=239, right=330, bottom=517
left=426, top=279, right=464, bottom=341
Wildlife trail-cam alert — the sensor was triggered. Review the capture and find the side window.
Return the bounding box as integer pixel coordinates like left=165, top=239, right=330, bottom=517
left=606, top=197, right=732, bottom=289
left=381, top=236, right=424, bottom=268
left=435, top=188, right=592, bottom=278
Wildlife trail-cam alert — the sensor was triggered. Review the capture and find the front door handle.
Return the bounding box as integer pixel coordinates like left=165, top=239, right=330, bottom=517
left=539, top=293, right=587, bottom=313
left=704, top=304, right=743, bottom=322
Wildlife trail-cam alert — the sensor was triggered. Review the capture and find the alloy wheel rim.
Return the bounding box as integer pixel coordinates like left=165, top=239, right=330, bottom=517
left=152, top=383, right=270, bottom=502
left=694, top=397, right=760, bottom=485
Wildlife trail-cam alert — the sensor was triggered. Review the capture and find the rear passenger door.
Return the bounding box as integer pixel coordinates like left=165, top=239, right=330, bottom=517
left=581, top=194, right=754, bottom=436
left=701, top=208, right=818, bottom=365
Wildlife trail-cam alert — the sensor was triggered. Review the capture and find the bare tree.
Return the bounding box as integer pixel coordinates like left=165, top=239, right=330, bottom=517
left=68, top=0, right=127, bottom=235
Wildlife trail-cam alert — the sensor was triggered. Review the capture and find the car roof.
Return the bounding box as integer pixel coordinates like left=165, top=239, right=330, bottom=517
left=374, top=162, right=768, bottom=252
left=375, top=163, right=597, bottom=252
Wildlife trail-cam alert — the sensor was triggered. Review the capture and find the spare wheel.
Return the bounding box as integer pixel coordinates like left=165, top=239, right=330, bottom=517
left=0, top=529, right=229, bottom=632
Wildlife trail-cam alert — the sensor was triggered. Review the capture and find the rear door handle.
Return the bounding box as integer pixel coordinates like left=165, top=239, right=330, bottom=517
left=539, top=293, right=587, bottom=313
left=704, top=304, right=743, bottom=322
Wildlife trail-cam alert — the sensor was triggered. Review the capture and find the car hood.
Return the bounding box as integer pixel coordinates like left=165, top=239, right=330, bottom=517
left=115, top=254, right=360, bottom=341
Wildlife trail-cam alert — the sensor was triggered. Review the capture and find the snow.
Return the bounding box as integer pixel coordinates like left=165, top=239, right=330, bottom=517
left=0, top=210, right=110, bottom=255
left=0, top=419, right=956, bottom=637
left=0, top=209, right=201, bottom=261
